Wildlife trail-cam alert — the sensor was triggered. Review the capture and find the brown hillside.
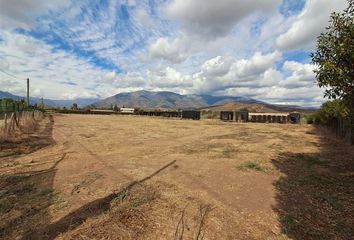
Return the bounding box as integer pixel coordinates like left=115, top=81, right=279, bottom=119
left=201, top=102, right=281, bottom=113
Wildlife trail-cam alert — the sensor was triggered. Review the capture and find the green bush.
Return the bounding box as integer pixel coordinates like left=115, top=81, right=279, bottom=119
left=307, top=100, right=348, bottom=125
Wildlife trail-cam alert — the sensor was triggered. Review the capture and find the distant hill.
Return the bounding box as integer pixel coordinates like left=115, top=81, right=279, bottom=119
left=90, top=90, right=262, bottom=110
left=92, top=90, right=317, bottom=112
left=201, top=102, right=315, bottom=113
left=1, top=90, right=317, bottom=112
left=201, top=102, right=281, bottom=113
left=0, top=91, right=99, bottom=107
left=0, top=91, right=20, bottom=99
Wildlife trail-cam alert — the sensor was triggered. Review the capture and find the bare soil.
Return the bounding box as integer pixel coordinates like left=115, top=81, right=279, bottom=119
left=0, top=114, right=353, bottom=240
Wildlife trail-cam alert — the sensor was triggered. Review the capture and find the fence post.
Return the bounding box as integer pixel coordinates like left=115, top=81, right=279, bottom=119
left=3, top=113, right=7, bottom=136
left=8, top=113, right=14, bottom=135
left=14, top=112, right=19, bottom=128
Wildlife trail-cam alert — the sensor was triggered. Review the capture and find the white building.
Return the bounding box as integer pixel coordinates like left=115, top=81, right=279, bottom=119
left=120, top=108, right=135, bottom=114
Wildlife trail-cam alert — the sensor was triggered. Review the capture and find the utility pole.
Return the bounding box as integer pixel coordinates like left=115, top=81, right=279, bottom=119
left=26, top=78, right=30, bottom=108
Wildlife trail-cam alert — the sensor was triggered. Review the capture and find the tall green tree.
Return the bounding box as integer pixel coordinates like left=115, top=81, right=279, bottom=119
left=311, top=0, right=354, bottom=143
left=311, top=0, right=354, bottom=106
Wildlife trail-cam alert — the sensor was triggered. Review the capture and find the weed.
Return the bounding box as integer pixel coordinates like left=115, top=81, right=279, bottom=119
left=222, top=147, right=237, bottom=158
left=71, top=172, right=102, bottom=195
left=38, top=188, right=54, bottom=197
left=130, top=195, right=153, bottom=207
left=237, top=161, right=268, bottom=172
left=115, top=190, right=129, bottom=201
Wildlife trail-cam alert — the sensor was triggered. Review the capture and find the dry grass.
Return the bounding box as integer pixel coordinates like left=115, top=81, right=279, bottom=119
left=0, top=111, right=44, bottom=141
left=0, top=114, right=353, bottom=239
left=237, top=161, right=269, bottom=172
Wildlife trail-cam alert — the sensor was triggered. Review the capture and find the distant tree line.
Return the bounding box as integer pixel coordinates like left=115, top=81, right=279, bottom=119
left=0, top=98, right=27, bottom=113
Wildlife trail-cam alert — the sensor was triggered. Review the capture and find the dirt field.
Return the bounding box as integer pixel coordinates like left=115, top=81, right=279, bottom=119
left=1, top=114, right=353, bottom=240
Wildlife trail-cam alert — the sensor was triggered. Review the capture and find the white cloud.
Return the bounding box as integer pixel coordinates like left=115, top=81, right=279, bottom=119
left=143, top=53, right=323, bottom=106
left=219, top=85, right=323, bottom=106
left=280, top=61, right=316, bottom=88
left=148, top=67, right=193, bottom=92
left=276, top=0, right=348, bottom=51
left=0, top=0, right=71, bottom=29
left=166, top=0, right=281, bottom=38
left=0, top=0, right=335, bottom=106
left=156, top=51, right=283, bottom=94
left=149, top=37, right=185, bottom=63
left=201, top=56, right=233, bottom=77
left=232, top=51, right=282, bottom=79
left=135, top=8, right=154, bottom=27
left=0, top=30, right=115, bottom=99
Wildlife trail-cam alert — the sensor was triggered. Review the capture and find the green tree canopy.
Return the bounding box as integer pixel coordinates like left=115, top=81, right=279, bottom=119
left=311, top=0, right=354, bottom=111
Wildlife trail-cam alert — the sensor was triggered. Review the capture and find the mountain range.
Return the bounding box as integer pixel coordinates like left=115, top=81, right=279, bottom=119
left=0, top=90, right=315, bottom=112
left=90, top=90, right=261, bottom=110
left=0, top=91, right=99, bottom=107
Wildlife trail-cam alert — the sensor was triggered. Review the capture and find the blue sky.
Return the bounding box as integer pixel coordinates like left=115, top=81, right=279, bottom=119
left=0, top=0, right=348, bottom=106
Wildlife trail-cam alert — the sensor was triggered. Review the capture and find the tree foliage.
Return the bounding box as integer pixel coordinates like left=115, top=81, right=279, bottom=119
left=307, top=100, right=348, bottom=124
left=311, top=0, right=354, bottom=111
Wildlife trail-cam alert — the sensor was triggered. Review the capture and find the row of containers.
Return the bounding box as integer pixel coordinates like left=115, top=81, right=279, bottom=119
left=137, top=110, right=200, bottom=120
left=56, top=109, right=202, bottom=120
left=56, top=108, right=300, bottom=123
left=220, top=111, right=301, bottom=124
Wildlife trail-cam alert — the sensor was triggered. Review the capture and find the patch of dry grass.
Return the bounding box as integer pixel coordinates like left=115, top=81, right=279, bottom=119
left=237, top=161, right=269, bottom=173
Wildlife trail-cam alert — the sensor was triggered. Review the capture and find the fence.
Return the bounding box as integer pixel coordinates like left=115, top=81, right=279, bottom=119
left=0, top=110, right=45, bottom=139
left=0, top=98, right=27, bottom=112
left=327, top=117, right=354, bottom=144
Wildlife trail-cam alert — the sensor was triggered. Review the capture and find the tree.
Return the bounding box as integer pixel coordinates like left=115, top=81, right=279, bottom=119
left=71, top=103, right=78, bottom=111
left=312, top=0, right=354, bottom=106
left=308, top=100, right=348, bottom=124
left=311, top=0, right=354, bottom=143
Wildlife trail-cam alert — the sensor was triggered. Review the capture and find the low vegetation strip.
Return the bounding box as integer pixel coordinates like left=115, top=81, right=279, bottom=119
left=0, top=111, right=44, bottom=140
left=0, top=112, right=53, bottom=158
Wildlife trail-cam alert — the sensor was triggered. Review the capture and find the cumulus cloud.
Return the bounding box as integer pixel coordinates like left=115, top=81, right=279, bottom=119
left=148, top=67, right=193, bottom=89
left=232, top=51, right=282, bottom=79
left=101, top=71, right=146, bottom=88
left=149, top=38, right=185, bottom=63
left=201, top=56, right=233, bottom=77
left=166, top=0, right=281, bottom=38
left=170, top=51, right=282, bottom=94
left=280, top=61, right=316, bottom=88
left=0, top=0, right=335, bottom=106
left=143, top=53, right=322, bottom=106
left=276, top=0, right=347, bottom=51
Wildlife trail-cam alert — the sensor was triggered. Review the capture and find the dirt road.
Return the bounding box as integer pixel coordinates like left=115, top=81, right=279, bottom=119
left=1, top=114, right=353, bottom=239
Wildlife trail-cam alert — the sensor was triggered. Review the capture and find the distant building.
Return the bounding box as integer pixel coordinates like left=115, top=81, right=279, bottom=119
left=90, top=109, right=115, bottom=114
left=220, top=111, right=249, bottom=122
left=181, top=110, right=201, bottom=120
left=220, top=111, right=301, bottom=124
left=120, top=108, right=135, bottom=114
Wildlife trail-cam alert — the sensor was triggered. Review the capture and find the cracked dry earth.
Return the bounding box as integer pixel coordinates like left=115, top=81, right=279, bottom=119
left=1, top=114, right=353, bottom=240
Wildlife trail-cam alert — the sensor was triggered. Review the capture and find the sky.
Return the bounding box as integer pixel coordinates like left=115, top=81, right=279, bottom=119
left=0, top=0, right=349, bottom=106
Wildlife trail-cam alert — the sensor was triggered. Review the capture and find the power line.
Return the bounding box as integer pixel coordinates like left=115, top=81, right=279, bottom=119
left=0, top=53, right=28, bottom=61
left=0, top=68, right=24, bottom=80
